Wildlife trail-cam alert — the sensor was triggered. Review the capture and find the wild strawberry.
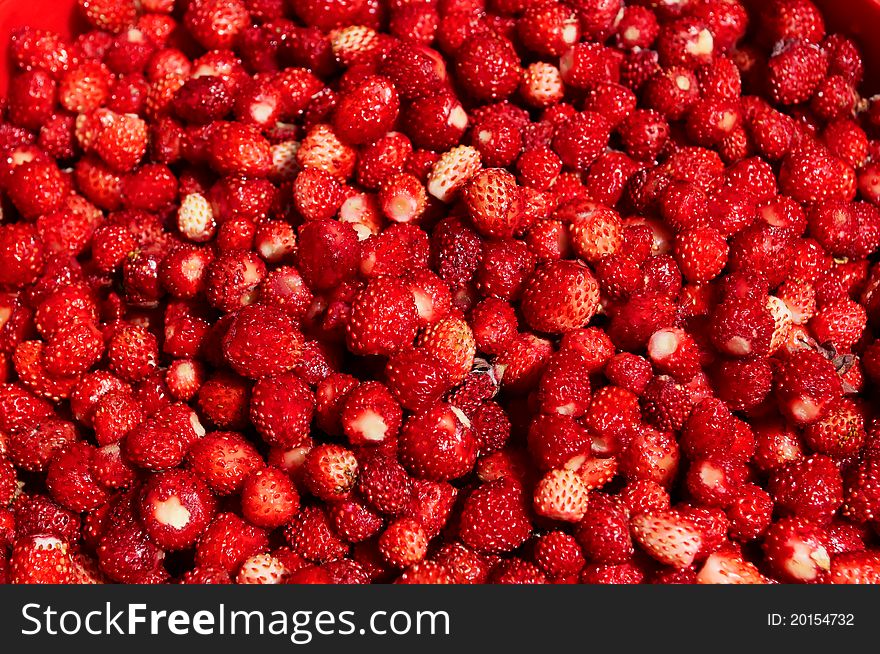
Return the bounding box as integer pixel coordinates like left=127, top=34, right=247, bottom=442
left=459, top=481, right=531, bottom=554
left=519, top=261, right=599, bottom=334
left=573, top=494, right=631, bottom=564
left=580, top=562, right=645, bottom=584
left=552, top=111, right=611, bottom=171
left=559, top=42, right=620, bottom=91
left=400, top=478, right=455, bottom=539
left=285, top=505, right=349, bottom=563
left=222, top=304, right=305, bottom=380
left=534, top=468, right=590, bottom=522
left=427, top=145, right=481, bottom=203
left=378, top=518, right=428, bottom=568
left=770, top=455, right=843, bottom=523
left=673, top=226, right=728, bottom=284
left=685, top=458, right=747, bottom=507
left=135, top=469, right=216, bottom=550
left=357, top=454, right=413, bottom=516
left=187, top=431, right=263, bottom=496
left=454, top=34, right=520, bottom=103
left=333, top=76, right=399, bottom=146
left=346, top=276, right=419, bottom=356
left=605, top=353, right=653, bottom=395
left=696, top=548, right=767, bottom=584
left=124, top=402, right=203, bottom=470
left=250, top=372, right=314, bottom=447
left=760, top=0, right=825, bottom=44
left=184, top=0, right=250, bottom=50
left=207, top=122, right=272, bottom=178
left=824, top=551, right=880, bottom=584
left=78, top=0, right=137, bottom=32
left=762, top=517, right=830, bottom=583
left=726, top=483, right=774, bottom=541
left=195, top=512, right=269, bottom=574
left=809, top=299, right=866, bottom=351
left=399, top=403, right=477, bottom=481
left=533, top=531, right=585, bottom=579
left=775, top=349, right=844, bottom=425
left=646, top=328, right=700, bottom=382
left=607, top=290, right=677, bottom=351
left=335, top=382, right=397, bottom=446
left=43, top=440, right=109, bottom=512
left=631, top=511, right=702, bottom=569
left=302, top=444, right=358, bottom=502
left=709, top=298, right=775, bottom=359
left=617, top=479, right=671, bottom=517
left=240, top=467, right=300, bottom=529
left=377, top=173, right=426, bottom=225
left=619, top=109, right=670, bottom=162
left=619, top=425, right=680, bottom=487
left=842, top=450, right=880, bottom=524
left=656, top=17, right=715, bottom=69
left=325, top=496, right=383, bottom=543
left=9, top=535, right=75, bottom=584
left=803, top=398, right=865, bottom=457
left=234, top=553, right=288, bottom=585
left=557, top=200, right=622, bottom=265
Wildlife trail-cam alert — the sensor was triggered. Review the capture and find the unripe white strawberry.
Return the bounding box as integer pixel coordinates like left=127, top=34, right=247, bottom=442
left=178, top=192, right=216, bottom=243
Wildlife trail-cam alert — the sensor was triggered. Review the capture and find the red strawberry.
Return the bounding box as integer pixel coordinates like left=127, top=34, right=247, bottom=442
left=346, top=276, right=419, bottom=356
left=459, top=481, right=532, bottom=554
left=533, top=468, right=590, bottom=522
left=241, top=467, right=300, bottom=529
left=223, top=304, right=305, bottom=379
left=9, top=535, right=75, bottom=584
left=455, top=34, right=520, bottom=102
left=188, top=432, right=263, bottom=496
left=727, top=483, right=774, bottom=542
left=533, top=531, right=584, bottom=579
left=696, top=548, right=767, bottom=584
left=124, top=403, right=204, bottom=470
left=385, top=349, right=451, bottom=414
left=803, top=397, right=865, bottom=457
left=333, top=76, right=399, bottom=146
left=237, top=553, right=289, bottom=585
left=551, top=110, right=611, bottom=171
left=78, top=0, right=137, bottom=33
left=0, top=224, right=45, bottom=288
left=520, top=260, right=599, bottom=334
left=576, top=494, right=633, bottom=564
left=775, top=349, right=844, bottom=425
left=580, top=562, right=645, bottom=584
left=195, top=512, right=268, bottom=574
left=250, top=372, right=314, bottom=448
left=285, top=505, right=349, bottom=563
left=769, top=455, right=843, bottom=523
left=378, top=518, right=428, bottom=568
left=489, top=558, right=547, bottom=584
left=842, top=451, right=880, bottom=524
left=302, top=444, right=358, bottom=501
left=184, top=0, right=250, bottom=50
left=208, top=122, right=272, bottom=177
left=427, top=145, right=482, bottom=203
left=357, top=454, right=413, bottom=516
left=825, top=551, right=880, bottom=584
left=399, top=403, right=477, bottom=481
left=138, top=469, right=217, bottom=550
left=631, top=510, right=702, bottom=568
left=327, top=497, right=384, bottom=543
left=779, top=144, right=855, bottom=204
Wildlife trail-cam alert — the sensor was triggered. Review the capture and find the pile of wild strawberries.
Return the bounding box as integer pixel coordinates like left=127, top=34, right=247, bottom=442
left=1, top=0, right=880, bottom=585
